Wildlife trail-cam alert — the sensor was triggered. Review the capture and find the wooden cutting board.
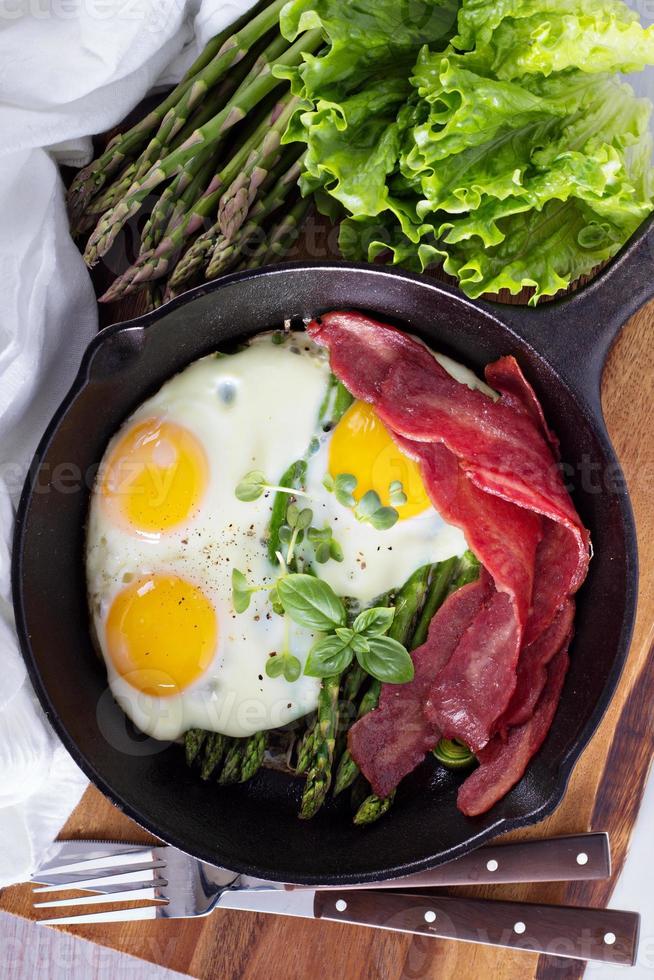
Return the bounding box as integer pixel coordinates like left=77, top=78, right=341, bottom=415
left=1, top=230, right=653, bottom=980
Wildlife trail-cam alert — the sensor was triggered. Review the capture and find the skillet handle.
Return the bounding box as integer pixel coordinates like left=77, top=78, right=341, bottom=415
left=316, top=891, right=640, bottom=966
left=479, top=213, right=654, bottom=404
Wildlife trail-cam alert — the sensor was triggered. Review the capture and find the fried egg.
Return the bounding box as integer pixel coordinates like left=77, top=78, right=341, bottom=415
left=86, top=331, right=486, bottom=742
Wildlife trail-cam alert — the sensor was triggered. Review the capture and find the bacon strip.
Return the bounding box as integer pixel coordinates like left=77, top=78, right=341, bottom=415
left=307, top=311, right=590, bottom=811
left=485, top=355, right=559, bottom=455
left=397, top=440, right=542, bottom=629
left=347, top=573, right=493, bottom=799
left=457, top=645, right=570, bottom=817
left=525, top=521, right=585, bottom=645
left=498, top=600, right=574, bottom=731
left=394, top=440, right=541, bottom=746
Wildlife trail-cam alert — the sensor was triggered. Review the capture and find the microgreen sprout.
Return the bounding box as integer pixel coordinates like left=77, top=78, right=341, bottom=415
left=307, top=525, right=343, bottom=564
left=265, top=652, right=302, bottom=682
left=389, top=480, right=408, bottom=507
left=323, top=472, right=399, bottom=530
left=282, top=503, right=313, bottom=565
left=235, top=469, right=312, bottom=503
left=231, top=569, right=274, bottom=613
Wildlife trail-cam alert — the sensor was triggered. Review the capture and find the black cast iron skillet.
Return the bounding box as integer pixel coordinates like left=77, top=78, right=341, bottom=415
left=12, top=216, right=654, bottom=885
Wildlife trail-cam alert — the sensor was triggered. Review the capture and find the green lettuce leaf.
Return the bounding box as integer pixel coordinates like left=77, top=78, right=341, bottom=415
left=284, top=0, right=654, bottom=302
left=279, top=0, right=459, bottom=99
left=453, top=0, right=638, bottom=50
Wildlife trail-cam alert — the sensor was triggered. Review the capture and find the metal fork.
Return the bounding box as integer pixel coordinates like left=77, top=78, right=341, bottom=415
left=27, top=833, right=640, bottom=965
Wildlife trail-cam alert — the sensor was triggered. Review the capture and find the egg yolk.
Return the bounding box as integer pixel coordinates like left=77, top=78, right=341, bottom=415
left=100, top=418, right=208, bottom=534
left=106, top=575, right=217, bottom=697
left=329, top=401, right=431, bottom=519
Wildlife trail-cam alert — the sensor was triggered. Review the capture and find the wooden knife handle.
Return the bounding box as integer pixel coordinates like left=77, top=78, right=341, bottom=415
left=378, top=833, right=611, bottom=887
left=286, top=833, right=611, bottom=891
left=314, top=891, right=640, bottom=966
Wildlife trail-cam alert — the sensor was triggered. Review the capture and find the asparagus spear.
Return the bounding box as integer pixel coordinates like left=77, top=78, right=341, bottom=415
left=295, top=725, right=317, bottom=775
left=184, top=728, right=207, bottom=766
left=141, top=147, right=218, bottom=255
left=138, top=39, right=278, bottom=255
left=205, top=155, right=304, bottom=280
left=353, top=790, right=396, bottom=826
left=240, top=195, right=311, bottom=268
left=74, top=51, right=253, bottom=239
left=266, top=458, right=307, bottom=564
left=217, top=96, right=299, bottom=240
left=143, top=281, right=165, bottom=313
left=241, top=731, right=267, bottom=781
left=299, top=673, right=340, bottom=819
left=85, top=30, right=322, bottom=265
left=200, top=732, right=228, bottom=780
left=410, top=556, right=458, bottom=650
left=219, top=732, right=267, bottom=783
left=450, top=550, right=481, bottom=590
left=98, top=95, right=297, bottom=300
left=218, top=739, right=248, bottom=783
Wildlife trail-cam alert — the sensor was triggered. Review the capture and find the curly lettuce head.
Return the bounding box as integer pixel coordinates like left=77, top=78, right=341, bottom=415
left=280, top=0, right=654, bottom=303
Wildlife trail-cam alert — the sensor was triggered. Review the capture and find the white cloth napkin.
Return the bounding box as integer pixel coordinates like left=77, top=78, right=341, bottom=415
left=0, top=0, right=256, bottom=887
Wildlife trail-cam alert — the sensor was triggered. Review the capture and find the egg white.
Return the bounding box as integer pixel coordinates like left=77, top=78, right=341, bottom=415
left=87, top=331, right=487, bottom=743
left=87, top=336, right=329, bottom=740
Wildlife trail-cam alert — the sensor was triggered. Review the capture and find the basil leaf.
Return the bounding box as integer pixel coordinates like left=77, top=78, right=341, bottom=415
left=350, top=634, right=370, bottom=655
left=322, top=473, right=335, bottom=492
left=277, top=573, right=347, bottom=631
left=231, top=569, right=252, bottom=614
left=335, top=626, right=355, bottom=643
left=305, top=635, right=354, bottom=677
left=353, top=605, right=395, bottom=637
left=369, top=506, right=399, bottom=530
left=357, top=636, right=414, bottom=684
left=278, top=525, right=292, bottom=545
left=286, top=502, right=300, bottom=527
left=235, top=469, right=266, bottom=502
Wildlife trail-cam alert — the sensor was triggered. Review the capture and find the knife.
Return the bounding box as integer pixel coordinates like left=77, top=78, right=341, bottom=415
left=217, top=888, right=639, bottom=966
left=34, top=831, right=610, bottom=890
left=35, top=875, right=639, bottom=966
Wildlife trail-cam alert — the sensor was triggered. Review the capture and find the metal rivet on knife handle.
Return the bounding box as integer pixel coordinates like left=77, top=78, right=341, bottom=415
left=314, top=891, right=640, bottom=966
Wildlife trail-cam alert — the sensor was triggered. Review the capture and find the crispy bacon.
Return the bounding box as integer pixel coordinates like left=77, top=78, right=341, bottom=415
left=347, top=573, right=493, bottom=800
left=525, top=521, right=585, bottom=645
left=308, top=310, right=589, bottom=812
left=485, top=355, right=559, bottom=455
left=457, top=645, right=570, bottom=817
left=498, top=600, right=574, bottom=731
